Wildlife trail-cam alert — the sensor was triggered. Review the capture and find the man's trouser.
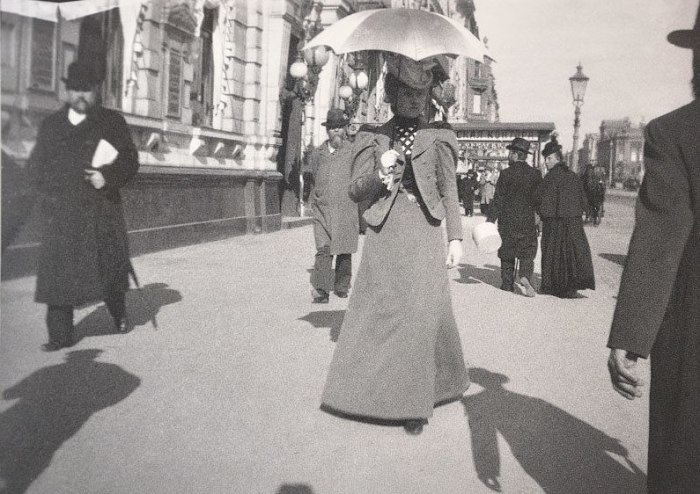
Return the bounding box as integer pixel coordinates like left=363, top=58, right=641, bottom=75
left=311, top=246, right=352, bottom=294
left=47, top=291, right=125, bottom=343
left=500, top=258, right=534, bottom=289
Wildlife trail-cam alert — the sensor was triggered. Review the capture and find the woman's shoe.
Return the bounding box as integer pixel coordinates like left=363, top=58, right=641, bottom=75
left=403, top=419, right=425, bottom=435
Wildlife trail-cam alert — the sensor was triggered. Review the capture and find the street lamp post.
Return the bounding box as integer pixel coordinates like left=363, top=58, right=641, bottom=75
left=569, top=63, right=589, bottom=173
left=288, top=45, right=329, bottom=215
left=338, top=53, right=369, bottom=119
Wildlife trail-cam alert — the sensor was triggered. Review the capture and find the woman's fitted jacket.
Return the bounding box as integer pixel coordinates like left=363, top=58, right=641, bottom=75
left=348, top=119, right=463, bottom=241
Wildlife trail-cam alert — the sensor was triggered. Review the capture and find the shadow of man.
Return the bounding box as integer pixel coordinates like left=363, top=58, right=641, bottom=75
left=0, top=349, right=140, bottom=493
left=456, top=264, right=542, bottom=291
left=73, top=282, right=183, bottom=341
left=462, top=368, right=646, bottom=493
left=298, top=310, right=345, bottom=342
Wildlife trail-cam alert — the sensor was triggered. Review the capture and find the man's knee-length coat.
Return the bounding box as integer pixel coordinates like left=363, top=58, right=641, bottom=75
left=607, top=99, right=700, bottom=493
left=28, top=106, right=140, bottom=306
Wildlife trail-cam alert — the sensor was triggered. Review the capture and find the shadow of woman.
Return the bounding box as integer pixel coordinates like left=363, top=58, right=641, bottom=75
left=462, top=368, right=646, bottom=493
left=0, top=349, right=140, bottom=493
left=298, top=310, right=345, bottom=342
left=73, top=282, right=183, bottom=341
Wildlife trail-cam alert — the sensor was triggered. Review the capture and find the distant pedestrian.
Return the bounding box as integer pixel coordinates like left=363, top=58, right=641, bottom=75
left=587, top=178, right=606, bottom=226
left=487, top=137, right=542, bottom=297
left=307, top=108, right=359, bottom=303
left=27, top=62, right=139, bottom=351
left=460, top=169, right=479, bottom=216
left=322, top=55, right=469, bottom=435
left=533, top=136, right=595, bottom=298
left=607, top=7, right=700, bottom=492
left=479, top=167, right=496, bottom=216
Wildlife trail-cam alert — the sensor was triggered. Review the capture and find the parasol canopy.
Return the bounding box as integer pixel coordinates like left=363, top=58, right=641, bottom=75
left=303, top=8, right=494, bottom=62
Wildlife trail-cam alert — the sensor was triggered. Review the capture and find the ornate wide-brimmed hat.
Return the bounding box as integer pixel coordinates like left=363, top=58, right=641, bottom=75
left=62, top=61, right=101, bottom=90
left=505, top=137, right=532, bottom=155
left=667, top=3, right=700, bottom=48
left=321, top=108, right=350, bottom=128
left=385, top=54, right=448, bottom=90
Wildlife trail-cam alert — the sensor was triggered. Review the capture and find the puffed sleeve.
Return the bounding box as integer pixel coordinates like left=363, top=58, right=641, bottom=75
left=348, top=131, right=385, bottom=203
left=434, top=129, right=463, bottom=241
left=607, top=120, right=694, bottom=357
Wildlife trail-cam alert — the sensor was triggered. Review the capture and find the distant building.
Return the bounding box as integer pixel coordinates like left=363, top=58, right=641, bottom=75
left=579, top=133, right=599, bottom=167
left=596, top=118, right=645, bottom=185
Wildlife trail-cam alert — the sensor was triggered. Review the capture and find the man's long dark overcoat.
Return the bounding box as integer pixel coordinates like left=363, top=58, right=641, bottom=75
left=28, top=106, right=140, bottom=306
left=487, top=161, right=543, bottom=260
left=607, top=99, right=700, bottom=493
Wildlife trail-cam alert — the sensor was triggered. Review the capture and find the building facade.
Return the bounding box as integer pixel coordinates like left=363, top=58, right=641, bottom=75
left=596, top=118, right=645, bottom=186
left=1, top=0, right=500, bottom=276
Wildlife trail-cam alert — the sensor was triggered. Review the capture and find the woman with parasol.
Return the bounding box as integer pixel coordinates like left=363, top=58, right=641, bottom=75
left=321, top=54, right=469, bottom=435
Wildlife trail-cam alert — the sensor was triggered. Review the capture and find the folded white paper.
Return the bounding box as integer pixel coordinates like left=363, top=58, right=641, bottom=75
left=91, top=139, right=119, bottom=168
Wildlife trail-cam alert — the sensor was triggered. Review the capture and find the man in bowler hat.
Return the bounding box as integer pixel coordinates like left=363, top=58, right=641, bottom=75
left=307, top=109, right=359, bottom=303
left=487, top=137, right=542, bottom=297
left=607, top=5, right=700, bottom=492
left=27, top=61, right=140, bottom=350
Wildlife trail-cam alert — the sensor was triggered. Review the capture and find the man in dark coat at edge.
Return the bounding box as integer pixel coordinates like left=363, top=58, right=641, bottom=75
left=307, top=109, right=359, bottom=303
left=607, top=6, right=700, bottom=492
left=27, top=61, right=140, bottom=351
left=487, top=137, right=543, bottom=297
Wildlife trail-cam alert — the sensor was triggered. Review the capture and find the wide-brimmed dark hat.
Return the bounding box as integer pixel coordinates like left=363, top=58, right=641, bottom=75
left=62, top=61, right=101, bottom=90
left=542, top=137, right=563, bottom=158
left=322, top=108, right=350, bottom=128
left=667, top=3, right=700, bottom=48
left=505, top=137, right=532, bottom=155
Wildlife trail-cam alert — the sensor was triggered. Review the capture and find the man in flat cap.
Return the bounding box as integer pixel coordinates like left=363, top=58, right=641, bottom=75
left=606, top=4, right=700, bottom=492
left=307, top=108, right=359, bottom=303
left=487, top=137, right=542, bottom=297
left=27, top=61, right=140, bottom=350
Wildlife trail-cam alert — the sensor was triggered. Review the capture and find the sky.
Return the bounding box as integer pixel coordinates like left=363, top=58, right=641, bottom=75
left=474, top=0, right=696, bottom=153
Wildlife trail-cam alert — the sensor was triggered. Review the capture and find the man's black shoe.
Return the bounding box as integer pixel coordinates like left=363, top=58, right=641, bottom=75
left=115, top=317, right=130, bottom=333
left=403, top=419, right=426, bottom=435
left=41, top=340, right=65, bottom=352
left=334, top=291, right=348, bottom=298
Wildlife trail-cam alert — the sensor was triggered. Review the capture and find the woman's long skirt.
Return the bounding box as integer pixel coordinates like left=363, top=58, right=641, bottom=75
left=321, top=193, right=470, bottom=421
left=540, top=217, right=595, bottom=297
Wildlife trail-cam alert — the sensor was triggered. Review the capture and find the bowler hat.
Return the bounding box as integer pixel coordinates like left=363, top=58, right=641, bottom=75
left=322, top=108, right=350, bottom=128
left=667, top=3, right=700, bottom=48
left=505, top=137, right=532, bottom=155
left=62, top=61, right=101, bottom=90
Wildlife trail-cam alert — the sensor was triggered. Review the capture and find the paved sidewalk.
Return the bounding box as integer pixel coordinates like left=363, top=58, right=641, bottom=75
left=1, top=195, right=648, bottom=493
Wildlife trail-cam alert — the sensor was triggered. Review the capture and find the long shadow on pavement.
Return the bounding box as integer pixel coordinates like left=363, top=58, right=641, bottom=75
left=456, top=264, right=542, bottom=290
left=599, top=253, right=626, bottom=267
left=0, top=350, right=140, bottom=493
left=73, top=282, right=183, bottom=343
left=276, top=483, right=315, bottom=494
left=299, top=310, right=345, bottom=342
left=462, top=367, right=646, bottom=493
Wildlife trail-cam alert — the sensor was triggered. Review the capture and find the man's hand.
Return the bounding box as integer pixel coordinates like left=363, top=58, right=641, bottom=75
left=446, top=239, right=463, bottom=269
left=608, top=348, right=644, bottom=400
left=84, top=169, right=106, bottom=190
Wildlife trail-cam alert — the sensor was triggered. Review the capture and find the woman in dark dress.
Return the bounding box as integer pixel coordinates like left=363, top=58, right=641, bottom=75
left=533, top=137, right=595, bottom=298
left=321, top=55, right=470, bottom=435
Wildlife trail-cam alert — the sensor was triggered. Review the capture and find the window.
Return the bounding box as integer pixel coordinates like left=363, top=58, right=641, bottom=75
left=30, top=19, right=56, bottom=90
left=474, top=61, right=482, bottom=78
left=472, top=93, right=482, bottom=114
left=2, top=20, right=19, bottom=91
left=167, top=48, right=183, bottom=117
left=102, top=10, right=124, bottom=109
left=191, top=8, right=216, bottom=126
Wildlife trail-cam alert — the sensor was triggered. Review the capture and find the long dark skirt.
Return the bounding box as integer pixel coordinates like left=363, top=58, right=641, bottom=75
left=321, top=193, right=470, bottom=421
left=540, top=217, right=595, bottom=297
